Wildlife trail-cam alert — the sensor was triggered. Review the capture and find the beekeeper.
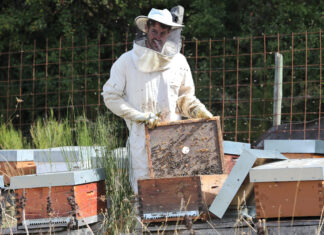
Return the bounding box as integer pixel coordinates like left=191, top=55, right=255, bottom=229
left=102, top=8, right=213, bottom=193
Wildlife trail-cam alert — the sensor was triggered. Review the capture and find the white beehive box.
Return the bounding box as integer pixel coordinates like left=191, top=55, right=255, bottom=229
left=250, top=158, right=324, bottom=182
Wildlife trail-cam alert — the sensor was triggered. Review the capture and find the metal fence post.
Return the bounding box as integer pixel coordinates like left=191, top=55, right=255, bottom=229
left=273, top=52, right=283, bottom=126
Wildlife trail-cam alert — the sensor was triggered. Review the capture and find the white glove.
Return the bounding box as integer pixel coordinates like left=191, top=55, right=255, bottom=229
left=190, top=106, right=213, bottom=119
left=133, top=112, right=160, bottom=129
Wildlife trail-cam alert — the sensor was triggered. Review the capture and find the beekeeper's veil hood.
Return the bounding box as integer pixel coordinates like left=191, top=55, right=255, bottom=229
left=132, top=8, right=184, bottom=73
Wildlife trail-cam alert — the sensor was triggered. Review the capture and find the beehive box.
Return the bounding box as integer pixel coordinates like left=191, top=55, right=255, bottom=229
left=145, top=117, right=224, bottom=178
left=223, top=141, right=251, bottom=174
left=10, top=168, right=106, bottom=229
left=264, top=139, right=324, bottom=159
left=0, top=150, right=37, bottom=185
left=250, top=158, right=324, bottom=218
left=138, top=174, right=227, bottom=222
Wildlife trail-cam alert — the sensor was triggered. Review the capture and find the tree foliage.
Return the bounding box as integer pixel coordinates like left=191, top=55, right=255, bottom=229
left=0, top=0, right=323, bottom=142
left=0, top=0, right=322, bottom=48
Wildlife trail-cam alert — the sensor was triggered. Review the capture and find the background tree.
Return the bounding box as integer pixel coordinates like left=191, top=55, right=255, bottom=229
left=0, top=0, right=323, bottom=142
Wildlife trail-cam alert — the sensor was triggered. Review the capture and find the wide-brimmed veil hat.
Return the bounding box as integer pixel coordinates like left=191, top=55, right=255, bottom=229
left=135, top=8, right=184, bottom=33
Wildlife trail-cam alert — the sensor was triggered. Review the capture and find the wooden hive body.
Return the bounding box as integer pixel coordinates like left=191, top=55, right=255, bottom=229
left=145, top=117, right=224, bottom=178
left=11, top=168, right=106, bottom=229
left=250, top=158, right=324, bottom=219
left=254, top=181, right=324, bottom=218
left=138, top=174, right=227, bottom=222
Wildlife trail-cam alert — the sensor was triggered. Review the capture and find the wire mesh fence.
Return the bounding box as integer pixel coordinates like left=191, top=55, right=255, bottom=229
left=0, top=31, right=323, bottom=145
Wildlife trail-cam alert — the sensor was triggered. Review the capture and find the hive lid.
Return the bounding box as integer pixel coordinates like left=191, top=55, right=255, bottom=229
left=49, top=146, right=104, bottom=155
left=249, top=158, right=324, bottom=182
left=34, top=149, right=80, bottom=162
left=264, top=139, right=324, bottom=154
left=209, top=149, right=287, bottom=219
left=34, top=146, right=107, bottom=162
left=9, top=168, right=106, bottom=189
left=223, top=140, right=251, bottom=155
left=0, top=149, right=39, bottom=161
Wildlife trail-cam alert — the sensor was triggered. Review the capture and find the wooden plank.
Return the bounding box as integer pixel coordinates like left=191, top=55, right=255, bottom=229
left=145, top=117, right=224, bottom=178
left=141, top=224, right=321, bottom=235
left=145, top=126, right=154, bottom=178
left=139, top=215, right=324, bottom=234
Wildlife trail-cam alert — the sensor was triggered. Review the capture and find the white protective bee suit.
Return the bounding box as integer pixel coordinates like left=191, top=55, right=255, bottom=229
left=102, top=8, right=212, bottom=193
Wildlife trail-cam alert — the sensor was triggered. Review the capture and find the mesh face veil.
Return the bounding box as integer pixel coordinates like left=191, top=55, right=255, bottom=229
left=132, top=27, right=183, bottom=73
left=134, top=23, right=183, bottom=57
left=134, top=8, right=183, bottom=55
left=132, top=9, right=184, bottom=73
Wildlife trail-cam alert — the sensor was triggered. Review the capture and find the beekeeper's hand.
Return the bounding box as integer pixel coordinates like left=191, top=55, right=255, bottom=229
left=133, top=112, right=160, bottom=129
left=190, top=106, right=213, bottom=119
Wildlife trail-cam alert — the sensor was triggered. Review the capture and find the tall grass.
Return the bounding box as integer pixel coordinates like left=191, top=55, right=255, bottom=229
left=74, top=113, right=136, bottom=234
left=100, top=147, right=137, bottom=234
left=74, top=114, right=93, bottom=146
left=30, top=110, right=73, bottom=148
left=86, top=114, right=136, bottom=233
left=0, top=122, right=29, bottom=149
